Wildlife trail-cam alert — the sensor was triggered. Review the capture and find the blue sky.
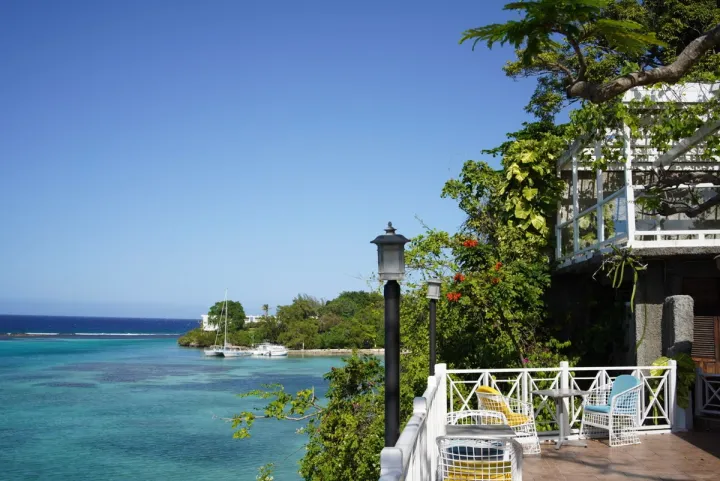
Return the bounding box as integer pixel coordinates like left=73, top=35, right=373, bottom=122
left=0, top=0, right=537, bottom=318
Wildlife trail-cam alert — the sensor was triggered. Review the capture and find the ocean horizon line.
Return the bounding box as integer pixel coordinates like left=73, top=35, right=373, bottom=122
left=0, top=313, right=197, bottom=321
left=3, top=332, right=184, bottom=336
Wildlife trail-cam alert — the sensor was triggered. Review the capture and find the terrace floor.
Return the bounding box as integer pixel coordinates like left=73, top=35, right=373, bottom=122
left=523, top=432, right=719, bottom=481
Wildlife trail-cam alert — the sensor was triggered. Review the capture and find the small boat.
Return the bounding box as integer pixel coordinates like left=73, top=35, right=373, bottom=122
left=251, top=342, right=289, bottom=357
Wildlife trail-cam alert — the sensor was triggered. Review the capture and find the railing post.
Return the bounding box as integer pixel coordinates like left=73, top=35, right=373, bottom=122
left=432, top=364, right=447, bottom=481
left=560, top=361, right=570, bottom=432
left=623, top=125, right=635, bottom=247
left=595, top=142, right=605, bottom=244
left=412, top=397, right=428, bottom=481
left=572, top=154, right=580, bottom=254
left=522, top=371, right=529, bottom=406
left=668, top=360, right=679, bottom=432
left=425, top=375, right=436, bottom=481
left=556, top=160, right=563, bottom=261
left=379, top=447, right=403, bottom=480
left=437, top=364, right=447, bottom=434
left=695, top=368, right=704, bottom=416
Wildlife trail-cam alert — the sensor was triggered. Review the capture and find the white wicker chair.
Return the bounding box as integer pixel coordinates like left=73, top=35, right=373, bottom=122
left=475, top=387, right=541, bottom=455
left=437, top=436, right=523, bottom=481
left=447, top=410, right=507, bottom=427
left=580, top=374, right=642, bottom=447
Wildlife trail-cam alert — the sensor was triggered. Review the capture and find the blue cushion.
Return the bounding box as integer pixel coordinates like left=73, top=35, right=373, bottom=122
left=609, top=375, right=640, bottom=405
left=585, top=404, right=611, bottom=414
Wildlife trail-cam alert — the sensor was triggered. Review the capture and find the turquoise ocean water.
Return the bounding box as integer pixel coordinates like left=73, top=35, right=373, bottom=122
left=0, top=337, right=345, bottom=480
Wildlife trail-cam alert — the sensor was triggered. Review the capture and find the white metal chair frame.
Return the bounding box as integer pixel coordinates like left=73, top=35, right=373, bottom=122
left=447, top=410, right=507, bottom=427
left=580, top=382, right=642, bottom=447
left=436, top=436, right=523, bottom=481
left=474, top=392, right=542, bottom=455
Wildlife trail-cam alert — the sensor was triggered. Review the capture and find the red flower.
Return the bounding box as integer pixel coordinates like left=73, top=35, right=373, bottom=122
left=446, top=292, right=462, bottom=302
left=491, top=277, right=500, bottom=285
left=462, top=239, right=478, bottom=248
left=453, top=273, right=466, bottom=282
left=494, top=262, right=503, bottom=271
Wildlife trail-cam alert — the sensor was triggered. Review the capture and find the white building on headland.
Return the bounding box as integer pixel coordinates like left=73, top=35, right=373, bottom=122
left=200, top=313, right=263, bottom=331
left=201, top=314, right=217, bottom=332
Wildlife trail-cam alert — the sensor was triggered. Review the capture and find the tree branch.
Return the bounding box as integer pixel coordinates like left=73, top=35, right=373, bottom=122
left=567, top=23, right=720, bottom=103
left=567, top=37, right=587, bottom=82
left=656, top=172, right=720, bottom=188
left=546, top=61, right=575, bottom=80
left=656, top=192, right=720, bottom=218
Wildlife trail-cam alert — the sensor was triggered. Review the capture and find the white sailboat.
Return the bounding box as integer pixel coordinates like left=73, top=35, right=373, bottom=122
left=204, top=290, right=227, bottom=356
left=218, top=292, right=251, bottom=358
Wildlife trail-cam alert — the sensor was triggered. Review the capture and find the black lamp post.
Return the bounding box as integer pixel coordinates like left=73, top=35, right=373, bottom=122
left=426, top=279, right=441, bottom=377
left=371, top=222, right=409, bottom=448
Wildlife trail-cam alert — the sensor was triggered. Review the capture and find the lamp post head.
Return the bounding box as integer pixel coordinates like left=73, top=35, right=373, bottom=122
left=426, top=278, right=442, bottom=300
left=371, top=222, right=410, bottom=282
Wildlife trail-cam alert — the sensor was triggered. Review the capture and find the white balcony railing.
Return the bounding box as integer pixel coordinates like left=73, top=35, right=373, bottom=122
left=555, top=84, right=720, bottom=267
left=379, top=361, right=680, bottom=481
left=695, top=370, right=720, bottom=416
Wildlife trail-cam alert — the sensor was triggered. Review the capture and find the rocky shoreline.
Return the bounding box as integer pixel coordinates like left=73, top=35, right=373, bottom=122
left=287, top=348, right=384, bottom=356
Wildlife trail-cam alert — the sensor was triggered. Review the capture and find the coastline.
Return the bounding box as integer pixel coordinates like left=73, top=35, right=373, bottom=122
left=287, top=348, right=384, bottom=356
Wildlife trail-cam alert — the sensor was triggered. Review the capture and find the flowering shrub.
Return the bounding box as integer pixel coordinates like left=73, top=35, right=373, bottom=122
left=446, top=292, right=462, bottom=302
left=453, top=273, right=466, bottom=282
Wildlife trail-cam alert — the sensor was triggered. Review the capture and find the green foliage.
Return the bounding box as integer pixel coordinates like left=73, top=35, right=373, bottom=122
left=263, top=293, right=380, bottom=350
left=651, top=353, right=696, bottom=409
left=208, top=300, right=246, bottom=332
left=460, top=0, right=666, bottom=68
left=593, top=246, right=648, bottom=315
left=234, top=355, right=386, bottom=481
left=256, top=464, right=275, bottom=481
left=177, top=328, right=217, bottom=348
left=466, top=0, right=719, bottom=119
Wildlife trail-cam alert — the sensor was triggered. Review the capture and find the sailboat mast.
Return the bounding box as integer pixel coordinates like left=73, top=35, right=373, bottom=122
left=223, top=288, right=228, bottom=349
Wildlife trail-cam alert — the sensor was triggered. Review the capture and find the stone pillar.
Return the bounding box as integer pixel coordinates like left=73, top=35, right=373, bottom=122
left=634, top=264, right=665, bottom=366
left=663, top=295, right=694, bottom=357
left=662, top=295, right=694, bottom=432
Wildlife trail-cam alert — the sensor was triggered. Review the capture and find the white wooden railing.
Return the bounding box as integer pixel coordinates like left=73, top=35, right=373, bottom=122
left=379, top=365, right=446, bottom=481
left=447, top=362, right=676, bottom=434
left=695, top=370, right=720, bottom=416
left=379, top=361, right=679, bottom=481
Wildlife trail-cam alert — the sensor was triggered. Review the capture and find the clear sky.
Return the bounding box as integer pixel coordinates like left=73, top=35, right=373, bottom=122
left=0, top=0, right=536, bottom=318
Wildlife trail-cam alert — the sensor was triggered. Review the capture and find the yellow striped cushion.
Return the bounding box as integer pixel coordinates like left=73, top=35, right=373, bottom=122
left=443, top=460, right=512, bottom=481
left=476, top=386, right=530, bottom=427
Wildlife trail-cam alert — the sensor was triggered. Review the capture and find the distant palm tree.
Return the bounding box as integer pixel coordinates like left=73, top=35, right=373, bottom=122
left=262, top=304, right=269, bottom=320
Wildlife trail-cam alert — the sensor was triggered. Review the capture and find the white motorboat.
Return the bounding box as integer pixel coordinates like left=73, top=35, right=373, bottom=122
left=221, top=347, right=252, bottom=357
left=251, top=342, right=289, bottom=357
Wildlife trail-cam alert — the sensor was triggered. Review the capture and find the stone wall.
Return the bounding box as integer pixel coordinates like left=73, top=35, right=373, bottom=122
left=634, top=263, right=666, bottom=366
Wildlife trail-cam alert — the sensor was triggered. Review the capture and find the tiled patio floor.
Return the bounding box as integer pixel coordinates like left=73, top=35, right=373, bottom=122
left=523, top=432, right=720, bottom=481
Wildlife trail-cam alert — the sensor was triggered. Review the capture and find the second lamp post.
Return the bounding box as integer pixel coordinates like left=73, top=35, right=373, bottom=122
left=426, top=279, right=441, bottom=377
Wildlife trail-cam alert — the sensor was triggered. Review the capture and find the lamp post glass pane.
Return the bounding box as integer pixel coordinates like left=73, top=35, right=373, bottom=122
left=378, top=244, right=405, bottom=281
